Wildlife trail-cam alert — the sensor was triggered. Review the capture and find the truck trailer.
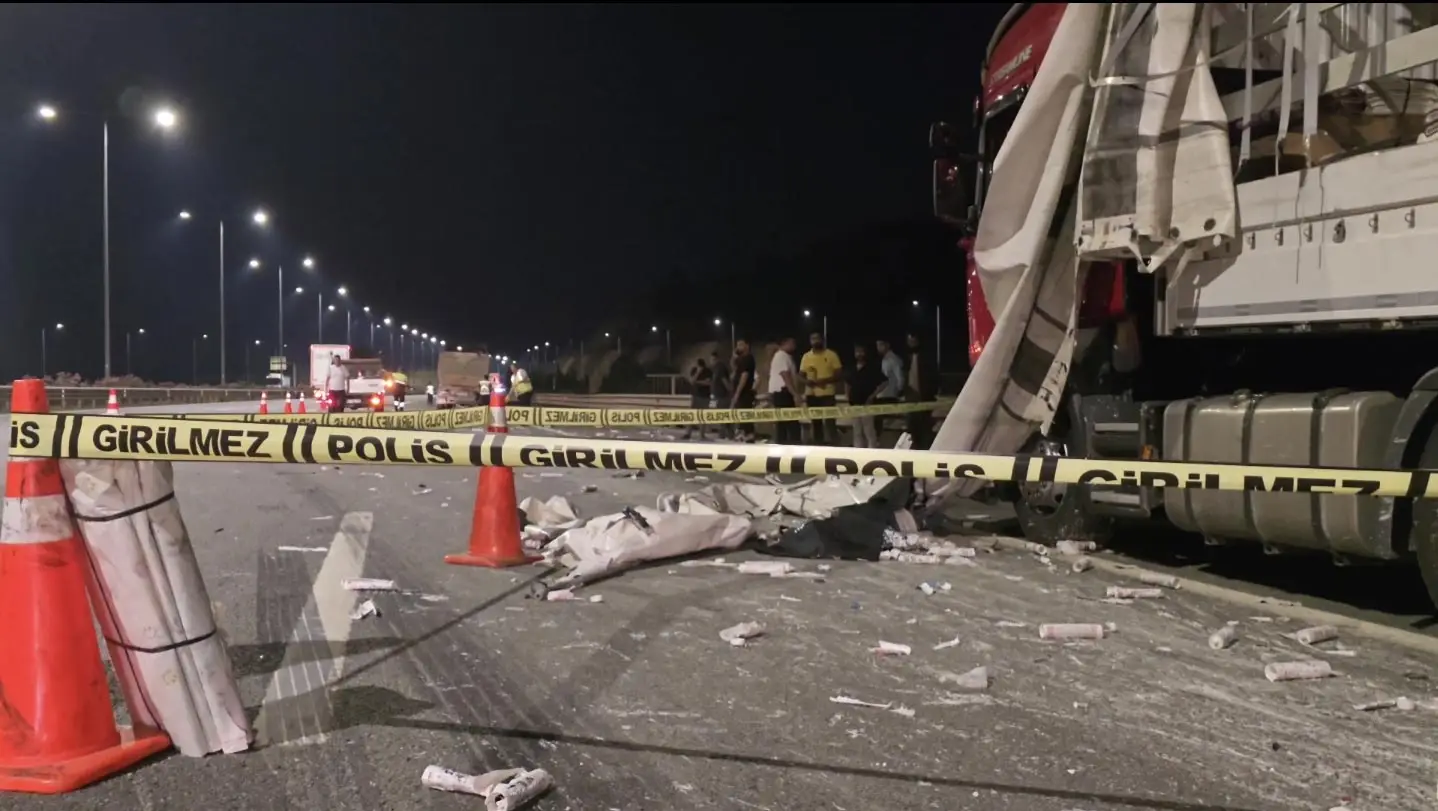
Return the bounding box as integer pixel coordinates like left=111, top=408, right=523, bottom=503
left=934, top=3, right=1438, bottom=606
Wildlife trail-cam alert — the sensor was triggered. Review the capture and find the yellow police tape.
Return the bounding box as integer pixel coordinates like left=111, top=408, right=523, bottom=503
left=11, top=412, right=1438, bottom=497
left=161, top=399, right=944, bottom=432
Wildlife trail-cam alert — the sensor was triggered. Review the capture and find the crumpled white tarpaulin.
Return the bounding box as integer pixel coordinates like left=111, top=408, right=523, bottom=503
left=519, top=495, right=585, bottom=533
left=61, top=458, right=251, bottom=757
left=543, top=507, right=753, bottom=586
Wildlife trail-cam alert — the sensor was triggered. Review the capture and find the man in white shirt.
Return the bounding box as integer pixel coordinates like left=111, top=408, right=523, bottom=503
left=767, top=336, right=802, bottom=445
left=325, top=355, right=348, bottom=412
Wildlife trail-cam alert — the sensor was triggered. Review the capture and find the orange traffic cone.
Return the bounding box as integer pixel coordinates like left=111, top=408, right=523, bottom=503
left=0, top=379, right=171, bottom=794
left=258, top=392, right=269, bottom=415
left=105, top=389, right=121, bottom=416
left=446, top=382, right=539, bottom=568
left=283, top=392, right=293, bottom=414
left=297, top=393, right=308, bottom=414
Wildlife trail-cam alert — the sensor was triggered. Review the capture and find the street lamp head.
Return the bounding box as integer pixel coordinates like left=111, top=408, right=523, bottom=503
left=55, top=323, right=64, bottom=330
left=431, top=337, right=437, bottom=344
left=248, top=258, right=260, bottom=269
left=201, top=334, right=208, bottom=339
left=137, top=328, right=145, bottom=334
left=803, top=309, right=811, bottom=317
left=454, top=345, right=461, bottom=351
left=152, top=106, right=179, bottom=130
left=400, top=323, right=408, bottom=330
left=251, top=209, right=269, bottom=226
left=421, top=332, right=428, bottom=339
left=254, top=339, right=261, bottom=345
left=411, top=329, right=418, bottom=335
left=302, top=255, right=315, bottom=269
left=651, top=325, right=658, bottom=332
left=362, top=306, right=370, bottom=313
left=912, top=299, right=919, bottom=307
left=327, top=304, right=336, bottom=312
left=604, top=332, right=610, bottom=338
left=383, top=317, right=392, bottom=325
left=713, top=318, right=722, bottom=326
left=36, top=104, right=57, bottom=122
left=336, top=286, right=347, bottom=296
left=178, top=210, right=192, bottom=220
left=294, top=286, right=303, bottom=294
left=544, top=341, right=550, bottom=346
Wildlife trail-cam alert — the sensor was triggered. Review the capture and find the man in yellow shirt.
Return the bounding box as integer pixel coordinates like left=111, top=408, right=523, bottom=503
left=799, top=331, right=843, bottom=445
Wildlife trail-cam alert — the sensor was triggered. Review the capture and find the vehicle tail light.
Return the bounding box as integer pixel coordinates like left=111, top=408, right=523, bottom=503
left=370, top=395, right=381, bottom=406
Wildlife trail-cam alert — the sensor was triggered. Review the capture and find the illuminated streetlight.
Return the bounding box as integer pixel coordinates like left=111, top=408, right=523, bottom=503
left=651, top=325, right=658, bottom=332
left=252, top=209, right=269, bottom=226
left=336, top=286, right=347, bottom=296
left=36, top=104, right=57, bottom=121
left=421, top=332, right=428, bottom=339
left=152, top=107, right=179, bottom=130
left=248, top=258, right=260, bottom=269
left=544, top=341, right=550, bottom=347
left=713, top=318, right=721, bottom=326
left=253, top=339, right=261, bottom=345
left=56, top=323, right=64, bottom=330
left=302, top=255, right=315, bottom=269
left=803, top=309, right=811, bottom=317
left=400, top=323, right=408, bottom=330
left=362, top=305, right=370, bottom=313
left=411, top=329, right=418, bottom=335
left=454, top=344, right=461, bottom=351
left=294, top=286, right=304, bottom=294
left=604, top=332, right=610, bottom=337
left=327, top=304, right=336, bottom=312
left=430, top=337, right=438, bottom=344
left=911, top=299, right=919, bottom=307
left=177, top=210, right=192, bottom=220
left=384, top=317, right=392, bottom=325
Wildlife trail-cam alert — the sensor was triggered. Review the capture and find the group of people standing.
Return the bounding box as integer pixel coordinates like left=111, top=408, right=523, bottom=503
left=683, top=333, right=940, bottom=449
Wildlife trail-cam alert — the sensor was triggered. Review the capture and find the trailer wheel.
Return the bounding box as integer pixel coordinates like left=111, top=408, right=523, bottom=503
left=1012, top=429, right=1114, bottom=546
left=1406, top=425, right=1438, bottom=609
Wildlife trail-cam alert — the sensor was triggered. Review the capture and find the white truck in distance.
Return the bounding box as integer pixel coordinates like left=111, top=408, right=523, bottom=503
left=936, top=3, right=1438, bottom=607
left=310, top=344, right=350, bottom=401
left=341, top=358, right=387, bottom=411
left=435, top=350, right=493, bottom=409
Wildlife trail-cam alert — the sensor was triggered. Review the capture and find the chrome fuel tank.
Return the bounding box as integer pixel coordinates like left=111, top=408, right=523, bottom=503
left=1161, top=391, right=1402, bottom=557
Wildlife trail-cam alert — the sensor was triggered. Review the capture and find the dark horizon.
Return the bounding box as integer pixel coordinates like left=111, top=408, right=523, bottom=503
left=0, top=4, right=1003, bottom=383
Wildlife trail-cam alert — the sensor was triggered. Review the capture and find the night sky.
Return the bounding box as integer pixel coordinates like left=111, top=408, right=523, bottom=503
left=0, top=4, right=1002, bottom=383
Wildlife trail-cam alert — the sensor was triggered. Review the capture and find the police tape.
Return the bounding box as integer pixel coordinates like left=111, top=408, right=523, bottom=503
left=11, top=412, right=1438, bottom=498
left=158, top=399, right=945, bottom=432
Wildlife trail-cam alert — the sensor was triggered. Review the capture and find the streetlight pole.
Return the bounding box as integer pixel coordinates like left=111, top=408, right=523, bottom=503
left=126, top=328, right=144, bottom=375
left=41, top=324, right=62, bottom=377
left=102, top=121, right=110, bottom=379
left=192, top=334, right=207, bottom=383
left=219, top=221, right=226, bottom=383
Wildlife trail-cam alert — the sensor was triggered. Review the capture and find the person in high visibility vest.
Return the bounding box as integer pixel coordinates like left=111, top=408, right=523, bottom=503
left=390, top=369, right=410, bottom=411
left=509, top=360, right=534, bottom=405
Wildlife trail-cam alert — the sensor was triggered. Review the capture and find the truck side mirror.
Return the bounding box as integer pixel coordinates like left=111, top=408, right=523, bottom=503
left=932, top=158, right=968, bottom=226
left=929, top=121, right=960, bottom=154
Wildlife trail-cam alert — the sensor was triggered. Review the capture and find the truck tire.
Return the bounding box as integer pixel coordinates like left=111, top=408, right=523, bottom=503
left=1012, top=427, right=1114, bottom=546
left=1405, top=424, right=1438, bottom=609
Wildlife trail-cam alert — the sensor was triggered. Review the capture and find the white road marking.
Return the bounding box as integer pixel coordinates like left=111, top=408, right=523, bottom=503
left=255, top=511, right=373, bottom=747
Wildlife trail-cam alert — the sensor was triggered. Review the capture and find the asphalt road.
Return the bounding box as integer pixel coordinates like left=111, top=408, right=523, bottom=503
left=2, top=399, right=1436, bottom=810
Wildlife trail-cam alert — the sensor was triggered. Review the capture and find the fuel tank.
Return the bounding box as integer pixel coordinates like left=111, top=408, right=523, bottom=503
left=1161, top=391, right=1402, bottom=558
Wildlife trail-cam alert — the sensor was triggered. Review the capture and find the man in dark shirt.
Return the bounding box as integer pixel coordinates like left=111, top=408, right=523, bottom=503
left=683, top=358, right=713, bottom=440
left=848, top=342, right=886, bottom=448
left=730, top=340, right=757, bottom=442
left=904, top=332, right=941, bottom=450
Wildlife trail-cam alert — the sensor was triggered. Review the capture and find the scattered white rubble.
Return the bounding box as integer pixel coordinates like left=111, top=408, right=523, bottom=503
left=421, top=765, right=554, bottom=810
left=580, top=484, right=598, bottom=493
left=412, top=487, right=432, bottom=496
left=1354, top=697, right=1416, bottom=712
left=891, top=705, right=916, bottom=718
left=1294, top=625, right=1339, bottom=646
left=679, top=558, right=735, bottom=568
left=1070, top=557, right=1094, bottom=573
left=1208, top=625, right=1239, bottom=650
left=737, top=560, right=792, bottom=576
left=277, top=545, right=328, bottom=553
left=829, top=695, right=891, bottom=709
left=1039, top=623, right=1107, bottom=641
left=1056, top=540, right=1096, bottom=555
left=720, top=622, right=765, bottom=647
left=349, top=599, right=378, bottom=620
left=871, top=641, right=911, bottom=656
left=1264, top=660, right=1334, bottom=682
left=932, top=636, right=961, bottom=651
left=1107, top=586, right=1164, bottom=600
left=311, top=515, right=334, bottom=521
left=1137, top=572, right=1181, bottom=589
left=545, top=589, right=579, bottom=602
left=343, top=578, right=398, bottom=592
left=938, top=666, right=989, bottom=691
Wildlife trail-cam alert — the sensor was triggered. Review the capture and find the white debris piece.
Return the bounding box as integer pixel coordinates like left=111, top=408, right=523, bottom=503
left=918, top=582, right=936, bottom=595
left=720, top=621, right=765, bottom=646
left=938, top=666, right=989, bottom=691
left=343, top=578, right=398, bottom=592
left=311, top=515, right=335, bottom=521
left=1039, top=623, right=1106, bottom=641
left=545, top=589, right=579, bottom=602
left=932, top=636, right=961, bottom=651
left=679, top=558, right=734, bottom=568
left=1294, top=625, right=1339, bottom=646
left=588, top=594, right=604, bottom=603
left=487, top=768, right=554, bottom=811
left=1354, top=697, right=1416, bottom=712
left=1137, top=572, right=1181, bottom=589
left=829, top=695, right=892, bottom=709
left=277, top=545, right=328, bottom=553
left=1208, top=626, right=1239, bottom=650
left=871, top=641, right=911, bottom=656
left=1071, top=557, right=1094, bottom=573
left=581, top=484, right=598, bottom=493
left=1056, top=540, right=1096, bottom=555
left=412, top=487, right=432, bottom=496
left=817, top=564, right=831, bottom=572
left=349, top=599, right=378, bottom=620
left=1106, top=586, right=1164, bottom=600
left=881, top=550, right=944, bottom=564
left=1264, top=660, right=1334, bottom=682
left=737, top=560, right=793, bottom=576
left=545, top=507, right=752, bottom=586
left=519, top=495, right=584, bottom=533
left=891, top=705, right=916, bottom=718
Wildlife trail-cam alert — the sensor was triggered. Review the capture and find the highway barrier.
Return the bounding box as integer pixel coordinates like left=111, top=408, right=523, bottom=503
left=0, top=384, right=273, bottom=413
left=11, top=411, right=1438, bottom=498
left=152, top=399, right=945, bottom=431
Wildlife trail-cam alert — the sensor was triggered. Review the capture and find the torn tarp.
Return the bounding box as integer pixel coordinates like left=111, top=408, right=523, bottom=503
left=543, top=507, right=753, bottom=587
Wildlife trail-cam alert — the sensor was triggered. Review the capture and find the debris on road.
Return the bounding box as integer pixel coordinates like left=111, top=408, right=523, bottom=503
left=580, top=484, right=598, bottom=493
left=1056, top=540, right=1096, bottom=555
left=1265, top=660, right=1335, bottom=682
left=350, top=599, right=378, bottom=620
left=545, top=588, right=579, bottom=602
left=1208, top=625, right=1239, bottom=650
left=1071, top=557, right=1094, bottom=573
left=1354, top=697, right=1416, bottom=712
left=679, top=558, right=735, bottom=568
left=311, top=515, right=335, bottom=521
left=421, top=765, right=554, bottom=810
left=829, top=695, right=892, bottom=709
left=1137, top=572, right=1181, bottom=589
left=933, top=636, right=961, bottom=651
left=277, top=545, right=328, bottom=553
left=1039, top=623, right=1107, bottom=641
left=343, top=578, right=398, bottom=592
left=1294, top=625, right=1340, bottom=646
left=720, top=621, right=765, bottom=646
left=871, top=640, right=911, bottom=656
left=938, top=666, right=989, bottom=691
left=543, top=506, right=751, bottom=586
left=1107, top=586, right=1164, bottom=600
left=737, top=560, right=791, bottom=576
